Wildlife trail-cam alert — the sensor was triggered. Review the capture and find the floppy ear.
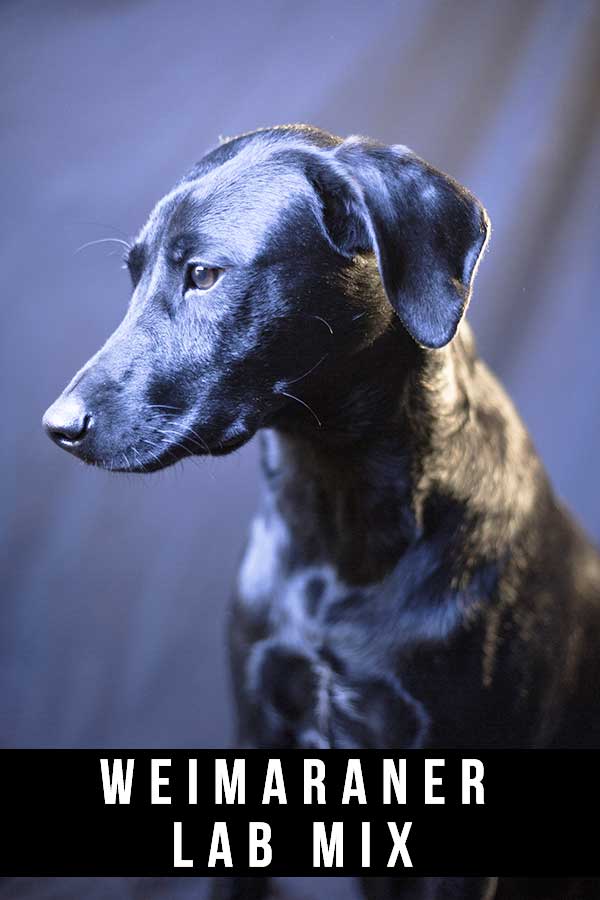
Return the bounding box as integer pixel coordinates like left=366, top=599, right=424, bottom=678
left=311, top=137, right=490, bottom=349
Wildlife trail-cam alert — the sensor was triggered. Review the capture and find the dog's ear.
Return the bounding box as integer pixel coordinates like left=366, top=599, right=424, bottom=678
left=310, top=137, right=490, bottom=349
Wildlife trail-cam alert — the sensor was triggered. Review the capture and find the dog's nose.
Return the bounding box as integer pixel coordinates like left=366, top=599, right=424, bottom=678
left=43, top=395, right=91, bottom=446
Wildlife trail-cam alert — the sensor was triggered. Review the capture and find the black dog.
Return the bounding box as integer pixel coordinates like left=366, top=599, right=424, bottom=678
left=44, top=126, right=600, bottom=899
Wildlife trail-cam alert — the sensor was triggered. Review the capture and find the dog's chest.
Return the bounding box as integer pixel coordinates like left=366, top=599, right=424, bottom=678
left=235, top=512, right=430, bottom=749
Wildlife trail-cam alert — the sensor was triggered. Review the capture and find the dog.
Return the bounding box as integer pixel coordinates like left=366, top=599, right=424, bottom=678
left=43, top=125, right=600, bottom=899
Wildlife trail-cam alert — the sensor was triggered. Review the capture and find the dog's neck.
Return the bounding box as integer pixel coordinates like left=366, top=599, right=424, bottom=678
left=261, top=323, right=539, bottom=586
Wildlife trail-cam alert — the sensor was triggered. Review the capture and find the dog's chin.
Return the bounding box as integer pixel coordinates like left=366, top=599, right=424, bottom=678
left=77, top=428, right=255, bottom=473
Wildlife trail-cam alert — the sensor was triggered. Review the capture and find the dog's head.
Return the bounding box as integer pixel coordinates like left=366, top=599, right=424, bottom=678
left=43, top=125, right=489, bottom=471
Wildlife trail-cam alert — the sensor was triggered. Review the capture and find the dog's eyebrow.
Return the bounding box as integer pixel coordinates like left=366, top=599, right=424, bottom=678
left=126, top=242, right=145, bottom=274
left=167, top=233, right=198, bottom=265
left=167, top=231, right=241, bottom=268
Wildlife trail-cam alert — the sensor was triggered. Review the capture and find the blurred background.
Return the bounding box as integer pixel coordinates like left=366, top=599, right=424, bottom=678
left=1, top=0, right=599, bottom=895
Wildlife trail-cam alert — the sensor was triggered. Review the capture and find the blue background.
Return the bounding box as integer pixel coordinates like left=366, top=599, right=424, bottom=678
left=1, top=0, right=599, bottom=894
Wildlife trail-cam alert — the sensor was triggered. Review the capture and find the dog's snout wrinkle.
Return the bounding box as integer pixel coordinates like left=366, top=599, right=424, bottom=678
left=43, top=394, right=91, bottom=448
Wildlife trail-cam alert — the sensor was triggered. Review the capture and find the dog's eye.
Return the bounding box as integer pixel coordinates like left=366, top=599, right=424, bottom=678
left=187, top=264, right=222, bottom=292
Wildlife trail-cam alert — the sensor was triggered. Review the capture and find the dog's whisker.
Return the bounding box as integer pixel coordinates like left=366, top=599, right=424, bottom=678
left=162, top=443, right=182, bottom=466
left=162, top=439, right=202, bottom=473
left=74, top=220, right=132, bottom=240
left=284, top=353, right=329, bottom=386
left=132, top=446, right=146, bottom=474
left=75, top=237, right=132, bottom=255
left=156, top=427, right=201, bottom=450
left=278, top=390, right=322, bottom=428
left=140, top=439, right=165, bottom=468
left=312, top=314, right=334, bottom=336
left=157, top=427, right=211, bottom=455
left=165, top=439, right=187, bottom=456
left=177, top=424, right=212, bottom=456
left=146, top=404, right=185, bottom=412
left=153, top=419, right=212, bottom=455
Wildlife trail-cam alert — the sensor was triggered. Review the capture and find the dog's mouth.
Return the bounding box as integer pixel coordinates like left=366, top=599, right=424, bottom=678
left=44, top=389, right=257, bottom=473
left=60, top=424, right=254, bottom=473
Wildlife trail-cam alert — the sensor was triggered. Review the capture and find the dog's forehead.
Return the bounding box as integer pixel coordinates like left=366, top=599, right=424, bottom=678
left=138, top=141, right=314, bottom=263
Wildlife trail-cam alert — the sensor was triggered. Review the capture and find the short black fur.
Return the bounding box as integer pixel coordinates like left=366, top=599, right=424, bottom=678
left=43, top=125, right=600, bottom=900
